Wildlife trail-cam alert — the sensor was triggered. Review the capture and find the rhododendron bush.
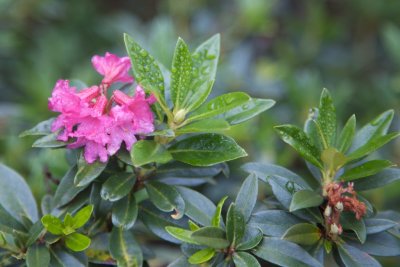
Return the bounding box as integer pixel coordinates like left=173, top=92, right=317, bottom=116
left=1, top=33, right=400, bottom=267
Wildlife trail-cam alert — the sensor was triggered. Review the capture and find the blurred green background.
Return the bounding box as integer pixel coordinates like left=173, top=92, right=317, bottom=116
left=0, top=0, right=400, bottom=265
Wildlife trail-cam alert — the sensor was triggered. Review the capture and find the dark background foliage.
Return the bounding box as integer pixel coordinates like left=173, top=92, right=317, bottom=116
left=0, top=0, right=399, bottom=265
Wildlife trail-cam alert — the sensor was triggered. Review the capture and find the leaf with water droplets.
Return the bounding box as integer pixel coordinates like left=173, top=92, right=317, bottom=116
left=316, top=88, right=336, bottom=147
left=337, top=114, right=356, bottom=153
left=341, top=159, right=395, bottom=181
left=131, top=140, right=172, bottom=167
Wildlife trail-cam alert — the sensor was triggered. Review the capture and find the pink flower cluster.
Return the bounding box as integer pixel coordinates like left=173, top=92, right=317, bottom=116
left=48, top=52, right=155, bottom=163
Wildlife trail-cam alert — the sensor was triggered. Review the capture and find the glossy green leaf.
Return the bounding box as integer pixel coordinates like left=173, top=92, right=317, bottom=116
left=353, top=168, right=400, bottom=191
left=342, top=160, right=395, bottom=181
left=74, top=155, right=107, bottom=187
left=63, top=213, right=74, bottom=234
left=19, top=118, right=55, bottom=137
left=233, top=251, right=260, bottom=267
left=165, top=226, right=199, bottom=245
left=109, top=227, right=142, bottom=267
left=274, top=125, right=322, bottom=168
left=0, top=163, right=38, bottom=222
left=316, top=89, right=336, bottom=147
left=171, top=37, right=192, bottom=111
left=236, top=226, right=263, bottom=250
left=337, top=114, right=356, bottom=153
left=226, top=204, right=245, bottom=246
left=188, top=220, right=200, bottom=231
left=32, top=132, right=66, bottom=148
left=191, top=227, right=229, bottom=249
left=131, top=140, right=172, bottom=167
left=185, top=34, right=220, bottom=111
left=282, top=223, right=321, bottom=245
left=112, top=193, right=138, bottom=230
left=289, top=190, right=323, bottom=212
left=254, top=237, right=323, bottom=267
left=41, top=215, right=63, bottom=235
left=26, top=244, right=50, bottom=267
left=304, top=114, right=323, bottom=153
left=145, top=181, right=185, bottom=219
left=221, top=98, right=275, bottom=125
left=188, top=247, right=215, bottom=265
left=235, top=174, right=258, bottom=222
left=211, top=196, right=228, bottom=227
left=347, top=231, right=400, bottom=256
left=101, top=173, right=136, bottom=202
left=176, top=119, right=230, bottom=134
left=365, top=218, right=398, bottom=234
left=169, top=133, right=247, bottom=166
left=0, top=204, right=27, bottom=233
left=186, top=92, right=251, bottom=123
left=65, top=233, right=91, bottom=252
left=341, top=213, right=366, bottom=244
left=49, top=247, right=87, bottom=267
left=71, top=205, right=93, bottom=229
left=337, top=243, right=380, bottom=267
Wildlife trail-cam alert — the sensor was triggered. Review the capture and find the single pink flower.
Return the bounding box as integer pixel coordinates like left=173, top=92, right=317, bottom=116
left=92, top=52, right=134, bottom=84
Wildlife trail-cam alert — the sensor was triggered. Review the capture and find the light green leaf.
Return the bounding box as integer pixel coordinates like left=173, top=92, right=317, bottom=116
left=321, top=147, right=347, bottom=171
left=101, top=173, right=136, bottom=202
left=176, top=119, right=230, bottom=134
left=316, top=88, right=336, bottom=147
left=74, top=154, right=107, bottom=187
left=19, top=118, right=55, bottom=137
left=65, top=233, right=91, bottom=252
left=233, top=251, right=260, bottom=267
left=188, top=248, right=215, bottom=265
left=282, top=223, right=321, bottom=245
left=165, top=226, right=199, bottom=245
left=71, top=205, right=93, bottom=229
left=289, top=190, right=323, bottom=212
left=41, top=215, right=63, bottom=235
left=169, top=133, right=247, bottom=166
left=26, top=244, right=50, bottom=267
left=191, top=227, right=229, bottom=249
left=112, top=193, right=138, bottom=230
left=226, top=204, right=245, bottom=246
left=341, top=160, right=395, bottom=181
left=337, top=114, right=356, bottom=153
left=109, top=227, right=142, bottom=267
left=131, top=140, right=172, bottom=167
left=221, top=98, right=275, bottom=125
left=211, top=196, right=228, bottom=227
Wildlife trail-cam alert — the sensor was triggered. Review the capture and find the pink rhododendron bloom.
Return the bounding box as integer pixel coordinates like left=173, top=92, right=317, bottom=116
left=91, top=52, right=134, bottom=84
left=48, top=53, right=155, bottom=164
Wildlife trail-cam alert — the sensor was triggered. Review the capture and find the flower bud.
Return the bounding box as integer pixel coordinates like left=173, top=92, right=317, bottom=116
left=330, top=223, right=340, bottom=234
left=174, top=109, right=186, bottom=125
left=335, top=201, right=344, bottom=212
left=324, top=205, right=332, bottom=217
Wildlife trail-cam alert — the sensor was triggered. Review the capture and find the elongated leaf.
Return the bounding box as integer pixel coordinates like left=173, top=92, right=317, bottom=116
left=65, top=233, right=91, bottom=252
left=145, top=181, right=185, bottom=219
left=72, top=205, right=93, bottom=229
left=304, top=114, right=323, bottom=153
left=169, top=133, right=247, bottom=166
left=337, top=115, right=356, bottom=153
left=74, top=155, right=107, bottom=187
left=131, top=140, right=172, bottom=167
left=341, top=213, right=366, bottom=244
left=211, top=196, right=228, bottom=227
left=26, top=221, right=45, bottom=247
left=185, top=34, right=220, bottom=111
left=186, top=92, right=251, bottom=123
left=32, top=132, right=65, bottom=148
left=365, top=218, right=398, bottom=234
left=165, top=226, right=199, bottom=244
left=101, top=173, right=136, bottom=202
left=235, top=174, right=258, bottom=222
left=254, top=237, right=323, bottom=267
left=0, top=204, right=27, bottom=233
left=109, top=227, right=142, bottom=267
left=342, top=160, right=394, bottom=181
left=316, top=89, right=336, bottom=146
left=191, top=227, right=229, bottom=249
left=289, top=190, right=323, bottom=212
left=233, top=252, right=260, bottom=267
left=171, top=37, right=192, bottom=111
left=282, top=223, right=321, bottom=245
left=176, top=119, right=230, bottom=134
left=226, top=204, right=245, bottom=246
left=274, top=125, right=322, bottom=168
left=347, top=231, right=400, bottom=256
left=188, top=248, right=215, bottom=265
left=337, top=243, right=380, bottom=267
left=112, top=193, right=138, bottom=230
left=0, top=163, right=38, bottom=222
left=236, top=226, right=263, bottom=250
left=221, top=98, right=275, bottom=125
left=20, top=118, right=55, bottom=137
left=353, top=168, right=400, bottom=191
left=49, top=247, right=87, bottom=267
left=26, top=244, right=50, bottom=267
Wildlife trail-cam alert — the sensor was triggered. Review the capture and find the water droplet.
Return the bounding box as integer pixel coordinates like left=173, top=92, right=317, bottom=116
left=139, top=49, right=148, bottom=57
left=171, top=68, right=177, bottom=73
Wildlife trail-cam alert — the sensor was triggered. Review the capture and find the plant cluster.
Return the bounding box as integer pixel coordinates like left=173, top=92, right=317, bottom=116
left=0, top=33, right=399, bottom=267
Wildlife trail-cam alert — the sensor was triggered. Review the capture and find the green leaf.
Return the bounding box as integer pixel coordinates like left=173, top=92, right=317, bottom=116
left=19, top=118, right=55, bottom=137
left=0, top=204, right=27, bottom=233
left=112, top=193, right=138, bottom=230
left=226, top=204, right=245, bottom=246
left=221, top=98, right=275, bottom=125
left=191, top=227, right=229, bottom=249
left=304, top=114, right=323, bottom=153
left=211, top=196, right=228, bottom=227
left=185, top=34, right=220, bottom=112
left=347, top=231, right=400, bottom=256
left=274, top=125, right=322, bottom=168
left=289, top=190, right=323, bottom=212
left=233, top=252, right=260, bottom=267
left=0, top=163, right=38, bottom=222
left=383, top=24, right=400, bottom=66
left=337, top=114, right=356, bottom=153
left=188, top=247, right=215, bottom=265
left=145, top=181, right=185, bottom=219
left=282, top=223, right=321, bottom=245
left=353, top=168, right=400, bottom=191
left=63, top=213, right=74, bottom=234
left=74, top=155, right=107, bottom=187
left=41, top=215, right=63, bottom=235
left=316, top=88, right=336, bottom=147
left=176, top=119, right=230, bottom=134
left=236, top=226, right=263, bottom=250
left=165, top=226, right=199, bottom=245
left=341, top=213, right=366, bottom=244
left=65, top=233, right=91, bottom=252
left=169, top=133, right=247, bottom=166
left=131, top=140, right=172, bottom=167
left=26, top=244, right=50, bottom=267
left=186, top=92, right=251, bottom=123
left=321, top=147, right=347, bottom=171
left=346, top=132, right=400, bottom=161
left=49, top=247, right=87, bottom=267
left=365, top=218, right=398, bottom=234
left=188, top=220, right=200, bottom=231
left=235, top=174, right=258, bottom=222
left=71, top=205, right=93, bottom=229
left=32, top=132, right=66, bottom=148
left=341, top=160, right=395, bottom=181
left=101, top=173, right=136, bottom=202
left=254, top=237, right=323, bottom=267
left=109, top=227, right=142, bottom=267
left=171, top=37, right=193, bottom=111
left=337, top=243, right=380, bottom=267
left=26, top=221, right=45, bottom=247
